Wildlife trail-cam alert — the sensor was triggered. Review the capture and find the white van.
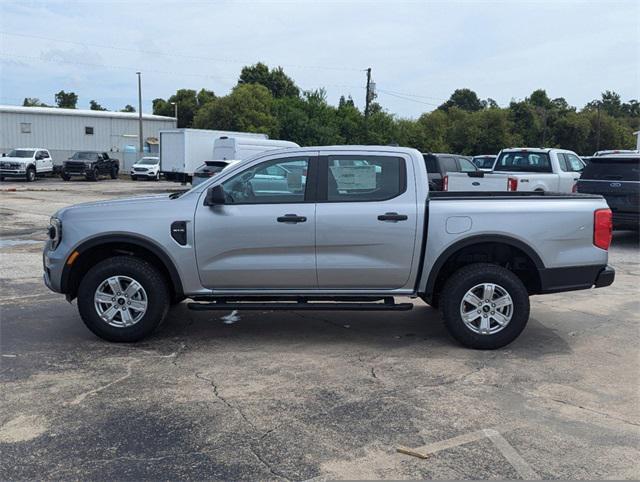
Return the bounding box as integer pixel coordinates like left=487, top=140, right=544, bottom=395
left=213, top=137, right=299, bottom=161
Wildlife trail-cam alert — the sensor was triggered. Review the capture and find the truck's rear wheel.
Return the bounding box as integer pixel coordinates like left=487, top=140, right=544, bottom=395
left=77, top=256, right=170, bottom=342
left=440, top=263, right=529, bottom=349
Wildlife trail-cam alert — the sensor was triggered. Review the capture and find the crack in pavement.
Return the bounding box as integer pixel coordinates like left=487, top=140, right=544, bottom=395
left=194, top=372, right=292, bottom=481
left=549, top=398, right=640, bottom=428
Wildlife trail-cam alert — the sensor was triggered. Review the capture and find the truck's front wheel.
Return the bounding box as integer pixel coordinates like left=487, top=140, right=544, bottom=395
left=440, top=263, right=529, bottom=349
left=77, top=256, right=170, bottom=342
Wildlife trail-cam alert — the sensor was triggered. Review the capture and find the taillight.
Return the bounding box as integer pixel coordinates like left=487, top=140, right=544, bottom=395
left=572, top=183, right=577, bottom=193
left=507, top=177, right=518, bottom=191
left=594, top=208, right=612, bottom=250
left=442, top=175, right=449, bottom=191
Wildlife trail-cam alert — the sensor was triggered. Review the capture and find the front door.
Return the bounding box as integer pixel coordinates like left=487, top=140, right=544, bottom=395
left=195, top=154, right=317, bottom=289
left=315, top=153, right=418, bottom=289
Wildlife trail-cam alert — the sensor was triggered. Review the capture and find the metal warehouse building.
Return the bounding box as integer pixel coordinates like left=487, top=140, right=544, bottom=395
left=0, top=105, right=176, bottom=170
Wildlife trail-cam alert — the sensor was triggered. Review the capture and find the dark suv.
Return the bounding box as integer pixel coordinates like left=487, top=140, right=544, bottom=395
left=423, top=153, right=477, bottom=191
left=62, top=151, right=119, bottom=181
left=577, top=154, right=639, bottom=230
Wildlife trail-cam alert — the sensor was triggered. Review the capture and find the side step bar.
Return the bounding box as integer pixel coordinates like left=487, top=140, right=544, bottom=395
left=187, top=298, right=414, bottom=312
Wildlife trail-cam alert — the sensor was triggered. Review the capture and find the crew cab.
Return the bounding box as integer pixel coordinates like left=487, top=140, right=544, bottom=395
left=43, top=146, right=615, bottom=349
left=577, top=153, right=639, bottom=230
left=446, top=148, right=586, bottom=192
left=62, top=151, right=119, bottom=181
left=0, top=148, right=53, bottom=182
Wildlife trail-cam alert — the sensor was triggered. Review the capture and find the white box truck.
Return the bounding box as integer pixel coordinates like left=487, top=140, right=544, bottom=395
left=159, top=129, right=268, bottom=182
left=213, top=136, right=299, bottom=161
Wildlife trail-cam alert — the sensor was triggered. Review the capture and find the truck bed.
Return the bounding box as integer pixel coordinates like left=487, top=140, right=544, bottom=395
left=429, top=191, right=602, bottom=200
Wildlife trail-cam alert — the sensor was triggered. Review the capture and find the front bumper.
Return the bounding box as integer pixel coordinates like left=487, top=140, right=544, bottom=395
left=42, top=242, right=65, bottom=294
left=0, top=169, right=27, bottom=177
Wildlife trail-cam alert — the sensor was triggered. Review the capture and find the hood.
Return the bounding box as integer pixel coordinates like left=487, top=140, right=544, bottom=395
left=132, top=163, right=159, bottom=169
left=2, top=156, right=32, bottom=163
left=54, top=193, right=173, bottom=219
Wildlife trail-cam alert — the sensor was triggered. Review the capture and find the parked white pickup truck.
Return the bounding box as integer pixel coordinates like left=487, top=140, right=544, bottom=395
left=446, top=148, right=586, bottom=192
left=0, top=148, right=54, bottom=182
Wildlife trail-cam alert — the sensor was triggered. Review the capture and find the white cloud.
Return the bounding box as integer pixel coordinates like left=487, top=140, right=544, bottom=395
left=1, top=0, right=638, bottom=117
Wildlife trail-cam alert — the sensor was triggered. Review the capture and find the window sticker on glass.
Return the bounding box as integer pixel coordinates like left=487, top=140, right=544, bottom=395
left=330, top=165, right=377, bottom=190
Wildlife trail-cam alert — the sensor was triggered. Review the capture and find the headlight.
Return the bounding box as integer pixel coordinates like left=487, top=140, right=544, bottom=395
left=48, top=217, right=61, bottom=250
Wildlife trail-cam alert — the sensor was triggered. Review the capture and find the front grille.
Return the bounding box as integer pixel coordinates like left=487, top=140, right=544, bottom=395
left=0, top=162, right=20, bottom=169
left=134, top=167, right=148, bottom=172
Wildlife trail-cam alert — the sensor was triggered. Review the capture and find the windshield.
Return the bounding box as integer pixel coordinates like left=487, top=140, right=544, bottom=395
left=581, top=158, right=640, bottom=181
left=7, top=149, right=35, bottom=158
left=71, top=151, right=98, bottom=160
left=473, top=157, right=495, bottom=169
left=494, top=151, right=552, bottom=173
left=138, top=158, right=159, bottom=165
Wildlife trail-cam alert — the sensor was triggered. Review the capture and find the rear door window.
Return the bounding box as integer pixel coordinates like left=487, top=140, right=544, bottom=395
left=457, top=158, right=477, bottom=172
left=324, top=155, right=405, bottom=202
left=566, top=153, right=585, bottom=172
left=441, top=157, right=458, bottom=173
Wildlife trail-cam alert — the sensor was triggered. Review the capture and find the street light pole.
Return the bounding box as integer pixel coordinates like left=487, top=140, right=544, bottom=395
left=171, top=101, right=178, bottom=128
left=136, top=72, right=143, bottom=154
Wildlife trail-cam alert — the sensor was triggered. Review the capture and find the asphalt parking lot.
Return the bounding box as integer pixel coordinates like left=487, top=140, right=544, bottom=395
left=1, top=178, right=639, bottom=480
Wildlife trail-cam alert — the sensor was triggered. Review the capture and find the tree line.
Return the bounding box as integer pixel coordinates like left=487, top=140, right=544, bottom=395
left=23, top=91, right=135, bottom=113
left=23, top=63, right=639, bottom=155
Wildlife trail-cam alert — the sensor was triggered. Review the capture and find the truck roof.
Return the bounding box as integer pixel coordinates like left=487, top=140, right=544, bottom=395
left=245, top=145, right=421, bottom=158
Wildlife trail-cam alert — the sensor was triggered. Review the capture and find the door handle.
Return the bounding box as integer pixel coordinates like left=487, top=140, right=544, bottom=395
left=277, top=214, right=307, bottom=223
left=378, top=212, right=408, bottom=222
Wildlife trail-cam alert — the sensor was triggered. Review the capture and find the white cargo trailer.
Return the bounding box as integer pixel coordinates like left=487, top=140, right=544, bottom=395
left=159, top=129, right=267, bottom=182
left=213, top=136, right=299, bottom=161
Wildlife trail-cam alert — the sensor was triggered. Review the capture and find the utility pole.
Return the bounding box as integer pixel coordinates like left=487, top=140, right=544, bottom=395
left=364, top=67, right=372, bottom=118
left=136, top=72, right=143, bottom=154
left=596, top=102, right=601, bottom=152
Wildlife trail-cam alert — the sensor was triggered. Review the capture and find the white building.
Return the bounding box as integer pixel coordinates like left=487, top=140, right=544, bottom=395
left=0, top=105, right=176, bottom=170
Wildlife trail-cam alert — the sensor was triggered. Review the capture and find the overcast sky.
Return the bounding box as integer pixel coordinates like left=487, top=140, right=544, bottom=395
left=1, top=0, right=638, bottom=118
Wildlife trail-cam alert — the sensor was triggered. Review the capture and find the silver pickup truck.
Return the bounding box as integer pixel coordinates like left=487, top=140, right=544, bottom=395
left=43, top=146, right=615, bottom=349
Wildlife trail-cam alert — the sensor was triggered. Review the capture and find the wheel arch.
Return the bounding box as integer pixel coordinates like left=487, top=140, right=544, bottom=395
left=61, top=234, right=184, bottom=301
left=422, top=235, right=544, bottom=304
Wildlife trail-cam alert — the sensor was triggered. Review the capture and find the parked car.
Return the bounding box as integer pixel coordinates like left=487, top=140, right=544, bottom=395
left=593, top=149, right=639, bottom=157
left=446, top=148, right=585, bottom=192
left=0, top=148, right=54, bottom=182
left=192, top=160, right=240, bottom=187
left=423, top=153, right=478, bottom=191
left=43, top=146, right=614, bottom=349
left=131, top=157, right=161, bottom=181
left=577, top=153, right=639, bottom=230
left=471, top=155, right=497, bottom=171
left=62, top=151, right=119, bottom=181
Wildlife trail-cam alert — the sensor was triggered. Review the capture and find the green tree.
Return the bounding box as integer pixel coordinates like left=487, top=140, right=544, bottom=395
left=55, top=90, right=78, bottom=109
left=193, top=84, right=277, bottom=136
left=120, top=105, right=136, bottom=112
left=439, top=88, right=484, bottom=112
left=239, top=63, right=299, bottom=98
left=89, top=100, right=107, bottom=111
left=22, top=97, right=48, bottom=107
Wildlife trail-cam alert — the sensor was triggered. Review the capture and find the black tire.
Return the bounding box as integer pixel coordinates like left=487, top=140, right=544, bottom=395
left=0, top=176, right=4, bottom=182
left=61, top=172, right=71, bottom=181
left=77, top=256, right=170, bottom=342
left=110, top=166, right=119, bottom=179
left=440, top=263, right=530, bottom=350
left=86, top=168, right=99, bottom=181
left=131, top=175, right=137, bottom=181
left=26, top=166, right=36, bottom=182
left=153, top=172, right=160, bottom=181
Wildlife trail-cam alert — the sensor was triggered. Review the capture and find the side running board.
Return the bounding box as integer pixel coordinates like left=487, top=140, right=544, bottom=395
left=187, top=298, right=413, bottom=312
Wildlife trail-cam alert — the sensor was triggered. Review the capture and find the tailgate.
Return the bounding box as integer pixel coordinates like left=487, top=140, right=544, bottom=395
left=577, top=179, right=640, bottom=212
left=445, top=172, right=509, bottom=192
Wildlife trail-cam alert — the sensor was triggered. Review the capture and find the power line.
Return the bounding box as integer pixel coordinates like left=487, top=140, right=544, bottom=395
left=0, top=53, right=237, bottom=84
left=377, top=89, right=441, bottom=107
left=376, top=87, right=446, bottom=102
left=0, top=30, right=363, bottom=73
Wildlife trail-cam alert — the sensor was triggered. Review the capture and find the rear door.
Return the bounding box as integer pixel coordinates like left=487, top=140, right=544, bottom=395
left=556, top=152, right=583, bottom=192
left=195, top=153, right=318, bottom=289
left=315, top=152, right=418, bottom=289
